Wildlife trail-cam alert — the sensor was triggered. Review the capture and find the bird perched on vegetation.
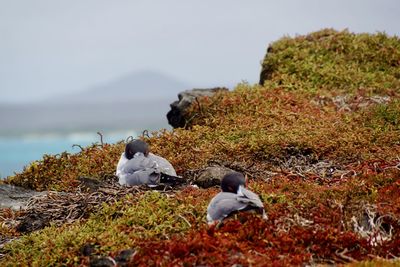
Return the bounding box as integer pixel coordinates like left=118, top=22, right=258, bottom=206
left=116, top=139, right=180, bottom=186
left=207, top=172, right=267, bottom=224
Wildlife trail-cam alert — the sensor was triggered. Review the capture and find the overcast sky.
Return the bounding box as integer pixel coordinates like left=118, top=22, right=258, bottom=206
left=0, top=0, right=399, bottom=103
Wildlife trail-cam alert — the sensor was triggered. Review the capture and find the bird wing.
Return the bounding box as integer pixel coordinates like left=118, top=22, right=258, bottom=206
left=123, top=153, right=158, bottom=174
left=207, top=193, right=248, bottom=223
left=124, top=169, right=160, bottom=186
left=237, top=187, right=264, bottom=208
left=148, top=153, right=177, bottom=176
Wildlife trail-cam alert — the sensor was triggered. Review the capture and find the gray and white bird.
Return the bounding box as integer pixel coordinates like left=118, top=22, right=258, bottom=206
left=116, top=140, right=178, bottom=186
left=206, top=172, right=267, bottom=224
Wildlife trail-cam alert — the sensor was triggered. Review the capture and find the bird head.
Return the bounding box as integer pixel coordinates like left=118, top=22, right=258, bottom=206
left=221, top=172, right=246, bottom=193
left=125, top=139, right=150, bottom=159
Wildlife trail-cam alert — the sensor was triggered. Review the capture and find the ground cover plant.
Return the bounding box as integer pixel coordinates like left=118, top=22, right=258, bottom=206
left=1, top=29, right=400, bottom=266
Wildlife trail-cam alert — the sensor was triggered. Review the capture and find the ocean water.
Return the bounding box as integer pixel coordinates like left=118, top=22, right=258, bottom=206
left=0, top=130, right=136, bottom=179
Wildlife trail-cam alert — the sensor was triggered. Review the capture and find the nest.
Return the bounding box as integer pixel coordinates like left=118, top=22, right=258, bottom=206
left=274, top=154, right=349, bottom=182
left=0, top=177, right=184, bottom=261
left=15, top=178, right=151, bottom=233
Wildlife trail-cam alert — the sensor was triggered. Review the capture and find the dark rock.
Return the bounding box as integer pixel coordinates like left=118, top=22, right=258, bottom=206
left=115, top=249, right=135, bottom=266
left=89, top=256, right=116, bottom=267
left=194, top=166, right=234, bottom=188
left=166, top=88, right=229, bottom=128
left=0, top=184, right=45, bottom=210
left=16, top=213, right=50, bottom=233
left=259, top=45, right=275, bottom=86
left=81, top=243, right=96, bottom=257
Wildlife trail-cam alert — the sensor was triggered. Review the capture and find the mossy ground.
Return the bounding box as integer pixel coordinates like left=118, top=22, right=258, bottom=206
left=1, top=29, right=400, bottom=266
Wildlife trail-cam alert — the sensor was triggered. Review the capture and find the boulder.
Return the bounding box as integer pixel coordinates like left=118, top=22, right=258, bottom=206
left=16, top=213, right=49, bottom=233
left=259, top=46, right=275, bottom=85
left=166, top=88, right=229, bottom=128
left=0, top=184, right=45, bottom=210
left=194, top=166, right=234, bottom=188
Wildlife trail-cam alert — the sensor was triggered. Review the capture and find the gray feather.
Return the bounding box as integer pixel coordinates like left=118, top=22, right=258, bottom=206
left=120, top=152, right=176, bottom=186
left=123, top=153, right=158, bottom=174
left=147, top=153, right=177, bottom=176
left=237, top=187, right=264, bottom=208
left=125, top=169, right=160, bottom=186
left=207, top=188, right=266, bottom=223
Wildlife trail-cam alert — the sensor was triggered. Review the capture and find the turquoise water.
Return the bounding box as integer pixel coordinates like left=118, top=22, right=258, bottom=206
left=0, top=130, right=135, bottom=179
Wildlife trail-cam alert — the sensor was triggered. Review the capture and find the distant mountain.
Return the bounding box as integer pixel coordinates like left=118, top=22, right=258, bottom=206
left=0, top=71, right=191, bottom=135
left=51, top=70, right=190, bottom=104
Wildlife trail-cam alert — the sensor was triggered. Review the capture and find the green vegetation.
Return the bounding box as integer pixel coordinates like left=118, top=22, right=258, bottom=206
left=7, top=143, right=124, bottom=191
left=2, top=190, right=210, bottom=266
left=260, top=28, right=400, bottom=95
left=2, top=29, right=400, bottom=266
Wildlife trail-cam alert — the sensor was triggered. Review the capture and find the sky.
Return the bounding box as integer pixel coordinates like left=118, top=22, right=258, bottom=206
left=0, top=0, right=399, bottom=103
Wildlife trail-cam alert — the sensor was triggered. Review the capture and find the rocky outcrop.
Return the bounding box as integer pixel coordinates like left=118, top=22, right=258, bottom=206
left=0, top=184, right=45, bottom=210
left=166, top=88, right=229, bottom=128
left=259, top=46, right=275, bottom=85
